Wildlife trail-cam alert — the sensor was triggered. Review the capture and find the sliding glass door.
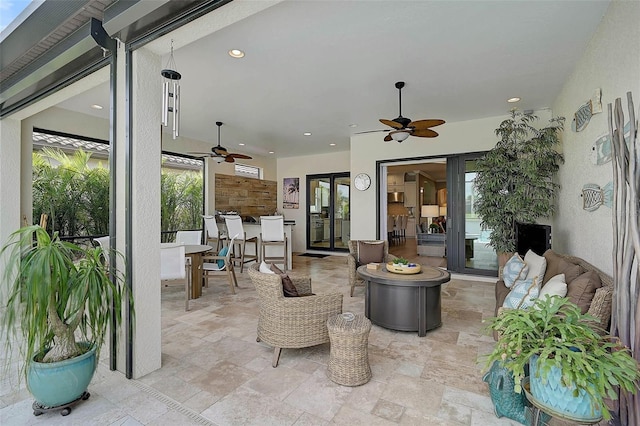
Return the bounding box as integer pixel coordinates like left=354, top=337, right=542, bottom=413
left=307, top=173, right=350, bottom=251
left=447, top=156, right=498, bottom=275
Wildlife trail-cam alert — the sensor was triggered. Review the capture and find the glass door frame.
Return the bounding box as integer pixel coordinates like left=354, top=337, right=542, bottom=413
left=305, top=172, right=350, bottom=252
left=446, top=153, right=497, bottom=276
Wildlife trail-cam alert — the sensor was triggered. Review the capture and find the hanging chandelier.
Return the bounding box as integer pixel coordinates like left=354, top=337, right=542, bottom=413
left=161, top=40, right=181, bottom=139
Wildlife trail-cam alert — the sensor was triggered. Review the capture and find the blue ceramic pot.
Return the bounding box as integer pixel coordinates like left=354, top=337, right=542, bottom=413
left=27, top=343, right=97, bottom=408
left=529, top=355, right=602, bottom=422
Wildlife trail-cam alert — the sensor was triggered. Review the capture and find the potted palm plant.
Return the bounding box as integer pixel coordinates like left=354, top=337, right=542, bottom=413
left=473, top=110, right=564, bottom=263
left=1, top=225, right=128, bottom=415
left=484, top=296, right=639, bottom=421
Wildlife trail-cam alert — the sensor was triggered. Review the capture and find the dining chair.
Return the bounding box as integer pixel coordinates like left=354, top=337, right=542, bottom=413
left=259, top=215, right=287, bottom=270
left=222, top=215, right=258, bottom=273
left=202, top=234, right=238, bottom=294
left=202, top=215, right=227, bottom=251
left=175, top=230, right=202, bottom=245
left=160, top=243, right=190, bottom=311
left=93, top=236, right=110, bottom=268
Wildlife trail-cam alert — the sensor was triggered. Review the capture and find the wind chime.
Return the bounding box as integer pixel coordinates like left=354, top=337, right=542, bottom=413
left=161, top=40, right=181, bottom=139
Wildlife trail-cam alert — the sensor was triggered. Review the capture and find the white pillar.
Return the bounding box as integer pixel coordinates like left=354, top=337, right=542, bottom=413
left=0, top=118, right=21, bottom=302
left=114, top=45, right=162, bottom=378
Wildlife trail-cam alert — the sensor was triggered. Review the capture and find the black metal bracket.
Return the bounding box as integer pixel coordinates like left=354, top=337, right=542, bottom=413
left=91, top=18, right=117, bottom=52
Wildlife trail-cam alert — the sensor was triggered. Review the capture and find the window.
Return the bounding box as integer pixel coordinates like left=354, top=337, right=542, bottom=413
left=235, top=163, right=261, bottom=179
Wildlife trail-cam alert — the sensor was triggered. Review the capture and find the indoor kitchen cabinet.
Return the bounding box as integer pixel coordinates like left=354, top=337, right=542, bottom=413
left=404, top=181, right=417, bottom=207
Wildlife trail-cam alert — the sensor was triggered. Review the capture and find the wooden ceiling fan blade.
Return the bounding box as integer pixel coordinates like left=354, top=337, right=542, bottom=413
left=384, top=134, right=393, bottom=142
left=229, top=153, right=252, bottom=159
left=379, top=118, right=403, bottom=129
left=213, top=146, right=228, bottom=156
left=224, top=156, right=235, bottom=163
left=412, top=128, right=439, bottom=138
left=409, top=119, right=446, bottom=130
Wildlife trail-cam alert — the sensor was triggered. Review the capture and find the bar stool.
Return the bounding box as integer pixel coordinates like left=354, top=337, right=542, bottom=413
left=259, top=215, right=287, bottom=270
left=222, top=214, right=258, bottom=273
left=202, top=215, right=227, bottom=251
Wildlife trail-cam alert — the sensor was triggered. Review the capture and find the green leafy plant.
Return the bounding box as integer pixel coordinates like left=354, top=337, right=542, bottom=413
left=393, top=257, right=409, bottom=265
left=1, top=225, right=129, bottom=378
left=483, top=296, right=639, bottom=420
left=473, top=110, right=564, bottom=254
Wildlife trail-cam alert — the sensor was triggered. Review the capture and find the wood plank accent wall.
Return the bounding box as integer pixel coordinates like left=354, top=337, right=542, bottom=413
left=215, top=174, right=277, bottom=218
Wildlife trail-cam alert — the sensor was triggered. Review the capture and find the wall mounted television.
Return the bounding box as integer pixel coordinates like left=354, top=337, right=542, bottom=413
left=515, top=223, right=551, bottom=257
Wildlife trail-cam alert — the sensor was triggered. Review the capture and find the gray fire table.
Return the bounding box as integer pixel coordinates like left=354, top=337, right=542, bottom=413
left=357, top=264, right=450, bottom=337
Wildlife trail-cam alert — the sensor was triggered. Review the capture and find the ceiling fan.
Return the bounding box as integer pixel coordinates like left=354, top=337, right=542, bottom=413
left=358, top=81, right=445, bottom=142
left=189, top=121, right=252, bottom=163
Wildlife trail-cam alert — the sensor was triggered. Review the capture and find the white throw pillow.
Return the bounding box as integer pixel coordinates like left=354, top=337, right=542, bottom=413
left=503, top=253, right=529, bottom=288
left=259, top=261, right=275, bottom=274
left=538, top=273, right=567, bottom=300
left=503, top=277, right=539, bottom=309
left=524, top=249, right=547, bottom=281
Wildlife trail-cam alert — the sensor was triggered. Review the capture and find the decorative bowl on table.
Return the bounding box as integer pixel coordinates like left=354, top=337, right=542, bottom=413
left=386, top=262, right=421, bottom=274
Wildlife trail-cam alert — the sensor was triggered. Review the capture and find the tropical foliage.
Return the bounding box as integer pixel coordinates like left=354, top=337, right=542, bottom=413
left=0, top=225, right=128, bottom=377
left=32, top=148, right=203, bottom=239
left=473, top=111, right=564, bottom=254
left=484, top=296, right=640, bottom=420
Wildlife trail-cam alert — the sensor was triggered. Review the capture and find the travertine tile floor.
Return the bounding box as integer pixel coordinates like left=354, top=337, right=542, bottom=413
left=1, top=253, right=523, bottom=426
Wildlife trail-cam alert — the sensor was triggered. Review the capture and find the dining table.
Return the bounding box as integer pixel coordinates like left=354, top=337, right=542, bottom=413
left=184, top=244, right=213, bottom=299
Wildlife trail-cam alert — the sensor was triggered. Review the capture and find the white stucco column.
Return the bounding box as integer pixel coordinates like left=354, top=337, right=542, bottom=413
left=114, top=45, right=162, bottom=378
left=0, top=118, right=21, bottom=302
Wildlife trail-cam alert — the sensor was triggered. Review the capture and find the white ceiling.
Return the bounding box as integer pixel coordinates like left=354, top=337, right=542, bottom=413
left=56, top=0, right=610, bottom=159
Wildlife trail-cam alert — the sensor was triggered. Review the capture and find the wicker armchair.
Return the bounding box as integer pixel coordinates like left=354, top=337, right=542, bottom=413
left=248, top=263, right=343, bottom=367
left=347, top=240, right=397, bottom=297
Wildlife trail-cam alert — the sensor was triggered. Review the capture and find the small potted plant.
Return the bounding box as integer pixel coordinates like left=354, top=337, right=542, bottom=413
left=1, top=225, right=129, bottom=415
left=484, top=296, right=639, bottom=421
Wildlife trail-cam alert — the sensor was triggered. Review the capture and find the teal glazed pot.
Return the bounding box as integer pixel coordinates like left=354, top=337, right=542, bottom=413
left=27, top=343, right=97, bottom=408
left=529, top=355, right=602, bottom=422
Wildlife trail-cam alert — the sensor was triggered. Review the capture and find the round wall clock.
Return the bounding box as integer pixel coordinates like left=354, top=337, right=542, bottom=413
left=354, top=173, right=371, bottom=191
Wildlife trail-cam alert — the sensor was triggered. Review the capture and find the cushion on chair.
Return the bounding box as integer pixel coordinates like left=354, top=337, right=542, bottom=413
left=542, top=250, right=583, bottom=285
left=503, top=254, right=529, bottom=288
left=357, top=241, right=385, bottom=265
left=503, top=278, right=539, bottom=309
left=524, top=250, right=547, bottom=282
left=260, top=261, right=275, bottom=274
left=270, top=264, right=299, bottom=297
left=538, top=274, right=567, bottom=300
left=217, top=246, right=229, bottom=268
left=566, top=270, right=602, bottom=314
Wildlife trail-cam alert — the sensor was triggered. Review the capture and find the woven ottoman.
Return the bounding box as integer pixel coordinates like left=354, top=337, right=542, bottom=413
left=326, top=313, right=372, bottom=386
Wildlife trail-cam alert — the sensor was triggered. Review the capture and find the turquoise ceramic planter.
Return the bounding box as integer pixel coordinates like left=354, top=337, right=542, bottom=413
left=529, top=355, right=602, bottom=422
left=27, top=343, right=97, bottom=408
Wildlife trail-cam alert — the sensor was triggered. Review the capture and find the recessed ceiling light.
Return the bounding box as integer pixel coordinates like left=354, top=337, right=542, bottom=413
left=507, top=97, right=521, bottom=103
left=91, top=104, right=103, bottom=110
left=303, top=132, right=312, bottom=136
left=349, top=124, right=358, bottom=128
left=329, top=143, right=336, bottom=146
left=228, top=49, right=245, bottom=58
left=268, top=151, right=275, bottom=154
left=238, top=143, right=245, bottom=146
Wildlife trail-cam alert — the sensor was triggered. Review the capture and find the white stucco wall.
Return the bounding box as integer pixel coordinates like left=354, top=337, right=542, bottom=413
left=276, top=151, right=350, bottom=252
left=551, top=1, right=640, bottom=275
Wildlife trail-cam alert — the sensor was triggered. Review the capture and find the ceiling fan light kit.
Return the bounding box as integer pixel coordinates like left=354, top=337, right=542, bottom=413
left=161, top=40, right=181, bottom=140
left=188, top=121, right=253, bottom=163
left=363, top=81, right=445, bottom=143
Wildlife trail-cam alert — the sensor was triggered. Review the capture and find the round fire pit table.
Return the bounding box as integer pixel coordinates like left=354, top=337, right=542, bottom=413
left=326, top=313, right=372, bottom=386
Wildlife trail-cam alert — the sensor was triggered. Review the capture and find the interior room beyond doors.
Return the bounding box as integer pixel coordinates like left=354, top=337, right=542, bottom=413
left=307, top=173, right=350, bottom=251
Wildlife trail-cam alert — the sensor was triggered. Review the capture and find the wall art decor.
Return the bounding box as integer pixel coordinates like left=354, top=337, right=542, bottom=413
left=572, top=88, right=602, bottom=132
left=609, top=91, right=639, bottom=425
left=283, top=177, right=299, bottom=209
left=590, top=121, right=631, bottom=165
left=581, top=182, right=613, bottom=211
